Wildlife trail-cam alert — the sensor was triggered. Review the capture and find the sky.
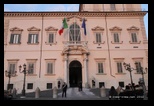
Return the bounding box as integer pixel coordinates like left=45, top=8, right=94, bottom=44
left=4, top=4, right=148, bottom=38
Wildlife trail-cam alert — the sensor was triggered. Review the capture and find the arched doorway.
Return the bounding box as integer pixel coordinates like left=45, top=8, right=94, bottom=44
left=69, top=60, right=82, bottom=87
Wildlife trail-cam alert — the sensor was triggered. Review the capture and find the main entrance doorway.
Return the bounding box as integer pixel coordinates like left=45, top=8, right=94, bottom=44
left=69, top=60, right=82, bottom=87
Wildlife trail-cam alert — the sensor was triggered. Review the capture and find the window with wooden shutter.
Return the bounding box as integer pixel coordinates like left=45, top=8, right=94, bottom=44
left=47, top=63, right=53, bottom=74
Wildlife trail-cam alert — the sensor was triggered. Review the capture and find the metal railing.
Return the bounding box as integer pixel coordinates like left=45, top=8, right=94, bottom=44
left=63, top=41, right=88, bottom=46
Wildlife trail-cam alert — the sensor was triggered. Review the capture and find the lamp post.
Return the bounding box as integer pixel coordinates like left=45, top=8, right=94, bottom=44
left=19, top=64, right=29, bottom=97
left=123, top=62, right=135, bottom=87
left=5, top=70, right=17, bottom=90
left=135, top=62, right=148, bottom=94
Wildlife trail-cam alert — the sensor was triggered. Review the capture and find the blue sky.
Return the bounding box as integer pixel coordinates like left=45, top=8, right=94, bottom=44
left=4, top=4, right=148, bottom=38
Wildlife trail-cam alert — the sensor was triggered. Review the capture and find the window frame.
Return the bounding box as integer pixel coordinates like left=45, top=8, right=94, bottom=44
left=27, top=34, right=39, bottom=44
left=111, top=32, right=123, bottom=44
left=95, top=58, right=106, bottom=74
left=9, top=34, right=21, bottom=44
left=45, top=59, right=56, bottom=75
left=69, top=23, right=81, bottom=42
left=26, top=59, right=37, bottom=75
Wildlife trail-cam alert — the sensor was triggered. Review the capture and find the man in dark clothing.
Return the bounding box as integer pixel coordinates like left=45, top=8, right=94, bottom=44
left=78, top=81, right=82, bottom=91
left=62, top=82, right=67, bottom=98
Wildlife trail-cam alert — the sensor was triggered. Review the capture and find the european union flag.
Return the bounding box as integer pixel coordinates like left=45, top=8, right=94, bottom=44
left=82, top=19, right=86, bottom=35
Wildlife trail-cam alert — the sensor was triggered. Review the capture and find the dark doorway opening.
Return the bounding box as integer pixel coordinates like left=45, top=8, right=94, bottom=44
left=69, top=60, right=82, bottom=87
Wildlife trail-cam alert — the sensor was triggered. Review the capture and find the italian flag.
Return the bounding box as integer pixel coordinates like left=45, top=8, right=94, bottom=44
left=59, top=18, right=68, bottom=35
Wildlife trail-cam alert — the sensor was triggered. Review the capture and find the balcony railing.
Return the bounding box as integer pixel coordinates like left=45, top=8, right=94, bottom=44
left=63, top=41, right=88, bottom=47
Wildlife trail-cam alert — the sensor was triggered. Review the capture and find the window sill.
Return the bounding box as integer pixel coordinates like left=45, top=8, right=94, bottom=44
left=129, top=41, right=141, bottom=44
left=27, top=42, right=39, bottom=45
left=27, top=74, right=37, bottom=76
left=111, top=41, right=123, bottom=44
left=45, top=42, right=57, bottom=45
left=93, top=41, right=105, bottom=45
left=115, top=73, right=126, bottom=75
left=44, top=74, right=56, bottom=76
left=96, top=73, right=107, bottom=75
left=9, top=43, right=21, bottom=45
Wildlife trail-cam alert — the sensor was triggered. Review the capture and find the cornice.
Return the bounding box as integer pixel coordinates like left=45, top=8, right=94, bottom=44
left=4, top=11, right=147, bottom=17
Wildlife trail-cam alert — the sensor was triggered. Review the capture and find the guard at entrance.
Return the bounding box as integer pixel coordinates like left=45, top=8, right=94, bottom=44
left=58, top=81, right=61, bottom=89
left=92, top=80, right=95, bottom=88
left=78, top=81, right=82, bottom=91
left=62, top=82, right=67, bottom=98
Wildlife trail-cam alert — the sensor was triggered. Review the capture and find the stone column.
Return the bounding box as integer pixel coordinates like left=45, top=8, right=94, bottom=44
left=64, top=54, right=68, bottom=84
left=84, top=53, right=88, bottom=88
left=35, top=87, right=40, bottom=98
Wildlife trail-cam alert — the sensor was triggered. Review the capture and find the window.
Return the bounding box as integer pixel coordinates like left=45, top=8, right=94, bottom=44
left=49, top=33, right=54, bottom=43
left=69, top=23, right=81, bottom=42
left=110, top=4, right=116, bottom=10
left=26, top=59, right=37, bottom=75
left=27, top=83, right=33, bottom=89
left=10, top=34, right=21, bottom=44
left=47, top=83, right=52, bottom=89
left=28, top=63, right=35, bottom=74
left=119, top=82, right=124, bottom=87
left=96, top=33, right=102, bottom=43
left=135, top=62, right=142, bottom=73
left=99, top=82, right=105, bottom=88
left=117, top=62, right=123, bottom=73
left=113, top=33, right=119, bottom=43
left=98, top=63, right=104, bottom=73
left=131, top=33, right=137, bottom=43
left=28, top=34, right=38, bottom=44
left=8, top=63, right=16, bottom=75
left=47, top=62, right=53, bottom=74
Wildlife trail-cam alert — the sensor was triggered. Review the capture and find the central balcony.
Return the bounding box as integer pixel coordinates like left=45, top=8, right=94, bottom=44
left=63, top=41, right=88, bottom=47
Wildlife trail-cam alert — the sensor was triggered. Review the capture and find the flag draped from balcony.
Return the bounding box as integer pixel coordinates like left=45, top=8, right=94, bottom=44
left=82, top=18, right=86, bottom=36
left=59, top=18, right=68, bottom=35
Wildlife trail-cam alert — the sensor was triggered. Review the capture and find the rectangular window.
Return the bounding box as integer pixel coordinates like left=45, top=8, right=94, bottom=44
left=27, top=83, right=33, bottom=89
left=47, top=83, right=52, bottom=89
left=98, top=63, right=103, bottom=73
left=9, top=63, right=16, bottom=75
left=47, top=63, right=53, bottom=74
left=131, top=33, right=137, bottom=42
left=99, top=82, right=105, bottom=88
left=110, top=4, right=116, bottom=10
left=96, top=33, right=101, bottom=43
left=10, top=34, right=21, bottom=44
left=117, top=62, right=123, bottom=73
left=28, top=63, right=34, bottom=74
left=119, top=82, right=124, bottom=87
left=114, top=33, right=119, bottom=43
left=49, top=33, right=54, bottom=43
left=28, top=34, right=38, bottom=43
left=135, top=62, right=142, bottom=73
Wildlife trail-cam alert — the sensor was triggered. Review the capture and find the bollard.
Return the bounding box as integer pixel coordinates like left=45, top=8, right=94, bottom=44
left=53, top=86, right=57, bottom=98
left=100, top=86, right=106, bottom=97
left=12, top=88, right=17, bottom=98
left=35, top=87, right=40, bottom=98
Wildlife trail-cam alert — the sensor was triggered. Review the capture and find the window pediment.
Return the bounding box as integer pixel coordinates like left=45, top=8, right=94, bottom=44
left=92, top=26, right=104, bottom=31
left=27, top=26, right=40, bottom=31
left=10, top=27, right=23, bottom=31
left=127, top=26, right=139, bottom=31
left=66, top=15, right=87, bottom=21
left=109, top=26, right=122, bottom=31
left=45, top=26, right=58, bottom=31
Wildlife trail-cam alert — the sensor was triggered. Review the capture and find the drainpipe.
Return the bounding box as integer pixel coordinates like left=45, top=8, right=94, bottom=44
left=105, top=13, right=115, bottom=78
left=39, top=13, right=44, bottom=78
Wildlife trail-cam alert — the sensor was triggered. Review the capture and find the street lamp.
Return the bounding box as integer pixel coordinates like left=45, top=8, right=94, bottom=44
left=19, top=64, right=29, bottom=97
left=5, top=70, right=17, bottom=90
left=123, top=62, right=135, bottom=88
left=135, top=62, right=148, bottom=93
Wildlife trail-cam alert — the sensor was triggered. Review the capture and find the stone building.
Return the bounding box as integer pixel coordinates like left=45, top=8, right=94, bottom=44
left=4, top=4, right=148, bottom=94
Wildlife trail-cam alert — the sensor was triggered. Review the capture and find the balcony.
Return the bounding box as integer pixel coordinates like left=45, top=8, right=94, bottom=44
left=63, top=41, right=88, bottom=47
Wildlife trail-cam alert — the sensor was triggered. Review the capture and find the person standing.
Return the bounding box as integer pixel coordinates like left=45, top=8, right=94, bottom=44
left=62, top=82, right=67, bottom=98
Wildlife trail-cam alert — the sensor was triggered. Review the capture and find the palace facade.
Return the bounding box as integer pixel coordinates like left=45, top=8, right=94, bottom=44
left=4, top=4, right=148, bottom=94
